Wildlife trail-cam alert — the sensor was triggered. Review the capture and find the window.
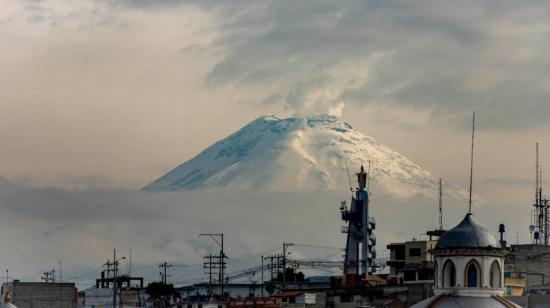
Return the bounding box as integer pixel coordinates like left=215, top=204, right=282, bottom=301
left=404, top=270, right=417, bottom=281
left=409, top=248, right=421, bottom=257
left=340, top=295, right=352, bottom=303
left=442, top=260, right=456, bottom=288
left=490, top=261, right=502, bottom=288
left=465, top=260, right=481, bottom=288
left=395, top=247, right=406, bottom=260
left=418, top=269, right=433, bottom=281
left=467, top=264, right=478, bottom=287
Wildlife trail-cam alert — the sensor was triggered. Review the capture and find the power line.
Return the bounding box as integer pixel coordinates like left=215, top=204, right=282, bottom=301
left=292, top=243, right=344, bottom=251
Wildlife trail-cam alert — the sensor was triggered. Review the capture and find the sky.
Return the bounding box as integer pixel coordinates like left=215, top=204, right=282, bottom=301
left=1, top=0, right=550, bottom=285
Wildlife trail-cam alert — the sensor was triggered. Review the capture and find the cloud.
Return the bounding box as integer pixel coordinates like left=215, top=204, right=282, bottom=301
left=43, top=223, right=71, bottom=238
left=285, top=78, right=344, bottom=117
left=4, top=0, right=550, bottom=187
left=0, top=177, right=491, bottom=288
left=169, top=0, right=550, bottom=130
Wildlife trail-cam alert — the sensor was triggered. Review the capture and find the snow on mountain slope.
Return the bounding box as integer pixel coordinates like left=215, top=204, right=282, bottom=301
left=144, top=115, right=467, bottom=199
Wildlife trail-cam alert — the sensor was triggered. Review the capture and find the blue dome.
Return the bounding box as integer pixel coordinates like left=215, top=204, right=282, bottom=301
left=436, top=214, right=501, bottom=249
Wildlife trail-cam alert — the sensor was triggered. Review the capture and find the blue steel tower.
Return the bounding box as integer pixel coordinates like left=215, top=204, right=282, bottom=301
left=340, top=165, right=376, bottom=285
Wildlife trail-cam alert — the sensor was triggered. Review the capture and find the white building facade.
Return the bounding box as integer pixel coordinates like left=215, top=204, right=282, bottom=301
left=412, top=214, right=520, bottom=307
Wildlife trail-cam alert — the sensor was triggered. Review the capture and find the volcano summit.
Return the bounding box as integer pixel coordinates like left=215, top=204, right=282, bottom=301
left=145, top=115, right=465, bottom=199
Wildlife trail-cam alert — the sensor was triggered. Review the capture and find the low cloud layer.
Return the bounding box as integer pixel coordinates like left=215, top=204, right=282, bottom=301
left=0, top=176, right=527, bottom=288
left=0, top=177, right=354, bottom=287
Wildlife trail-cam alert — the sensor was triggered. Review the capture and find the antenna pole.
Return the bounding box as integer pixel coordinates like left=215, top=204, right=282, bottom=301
left=537, top=143, right=540, bottom=203
left=439, top=178, right=443, bottom=230
left=367, top=159, right=372, bottom=191
left=468, top=111, right=475, bottom=215
left=345, top=161, right=353, bottom=192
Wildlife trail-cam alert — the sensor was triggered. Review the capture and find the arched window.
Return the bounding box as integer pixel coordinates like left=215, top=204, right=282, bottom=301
left=490, top=260, right=502, bottom=288
left=465, top=260, right=481, bottom=287
left=442, top=259, right=456, bottom=288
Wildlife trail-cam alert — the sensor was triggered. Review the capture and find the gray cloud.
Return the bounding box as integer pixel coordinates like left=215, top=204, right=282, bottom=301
left=166, top=0, right=550, bottom=130
left=43, top=223, right=71, bottom=238
left=0, top=176, right=503, bottom=288
left=3, top=0, right=550, bottom=187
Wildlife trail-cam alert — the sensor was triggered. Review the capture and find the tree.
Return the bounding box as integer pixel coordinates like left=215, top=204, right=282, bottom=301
left=145, top=282, right=177, bottom=298
left=275, top=268, right=306, bottom=282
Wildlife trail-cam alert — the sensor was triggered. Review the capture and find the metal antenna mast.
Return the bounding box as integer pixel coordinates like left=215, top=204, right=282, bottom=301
left=537, top=143, right=540, bottom=203
left=532, top=143, right=550, bottom=245
left=367, top=159, right=372, bottom=191
left=345, top=161, right=353, bottom=193
left=468, top=111, right=476, bottom=215
left=439, top=178, right=443, bottom=230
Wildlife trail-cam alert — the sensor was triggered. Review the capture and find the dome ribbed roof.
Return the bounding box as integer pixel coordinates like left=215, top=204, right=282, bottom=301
left=436, top=214, right=501, bottom=249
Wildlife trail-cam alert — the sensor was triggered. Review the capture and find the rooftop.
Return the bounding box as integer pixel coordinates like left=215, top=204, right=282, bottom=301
left=435, top=214, right=501, bottom=249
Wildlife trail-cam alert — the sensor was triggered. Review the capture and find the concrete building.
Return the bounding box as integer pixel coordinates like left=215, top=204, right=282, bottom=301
left=505, top=244, right=550, bottom=287
left=1, top=282, right=76, bottom=308
left=386, top=240, right=437, bottom=285
left=226, top=297, right=277, bottom=308
left=178, top=283, right=268, bottom=299
left=504, top=276, right=526, bottom=296
left=272, top=291, right=325, bottom=308
left=84, top=287, right=146, bottom=308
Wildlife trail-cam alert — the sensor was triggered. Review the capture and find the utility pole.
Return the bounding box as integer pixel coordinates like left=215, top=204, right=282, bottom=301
left=203, top=254, right=214, bottom=295
left=282, top=242, right=293, bottom=290
left=261, top=256, right=264, bottom=297
left=110, top=249, right=126, bottom=308
left=203, top=255, right=214, bottom=285
left=41, top=269, right=56, bottom=283
left=106, top=260, right=111, bottom=283
left=277, top=254, right=282, bottom=277
left=199, top=233, right=227, bottom=301
left=159, top=262, right=173, bottom=284
left=220, top=234, right=225, bottom=300
left=113, top=249, right=117, bottom=308
left=59, top=259, right=62, bottom=283
left=265, top=255, right=274, bottom=280
left=265, top=254, right=285, bottom=282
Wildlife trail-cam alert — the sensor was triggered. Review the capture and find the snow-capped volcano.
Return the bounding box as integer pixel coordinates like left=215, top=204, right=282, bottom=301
left=145, top=115, right=466, bottom=199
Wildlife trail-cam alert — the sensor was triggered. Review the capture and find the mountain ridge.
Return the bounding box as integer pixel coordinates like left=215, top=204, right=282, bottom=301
left=144, top=114, right=467, bottom=200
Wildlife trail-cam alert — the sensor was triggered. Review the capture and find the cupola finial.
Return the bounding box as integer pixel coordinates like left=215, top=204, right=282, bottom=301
left=468, top=111, right=476, bottom=215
